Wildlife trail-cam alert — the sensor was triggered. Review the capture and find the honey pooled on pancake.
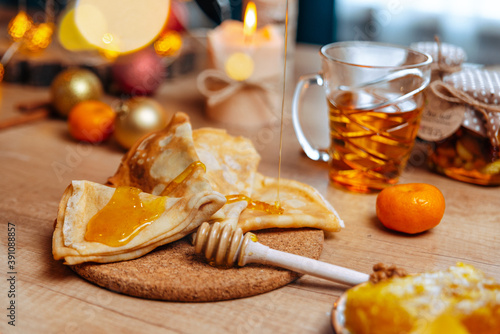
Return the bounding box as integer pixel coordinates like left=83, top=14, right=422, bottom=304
left=84, top=186, right=167, bottom=247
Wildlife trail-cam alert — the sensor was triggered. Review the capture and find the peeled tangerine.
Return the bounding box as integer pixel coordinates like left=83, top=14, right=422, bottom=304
left=344, top=263, right=500, bottom=334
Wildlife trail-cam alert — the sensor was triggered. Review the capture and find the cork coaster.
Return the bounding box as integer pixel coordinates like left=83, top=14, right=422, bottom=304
left=72, top=228, right=324, bottom=302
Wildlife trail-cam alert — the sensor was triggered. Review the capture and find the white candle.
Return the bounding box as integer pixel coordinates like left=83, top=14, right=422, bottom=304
left=207, top=4, right=284, bottom=82
left=199, top=2, right=284, bottom=127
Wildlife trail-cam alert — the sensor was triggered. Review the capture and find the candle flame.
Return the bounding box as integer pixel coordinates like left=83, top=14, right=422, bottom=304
left=243, top=2, right=257, bottom=39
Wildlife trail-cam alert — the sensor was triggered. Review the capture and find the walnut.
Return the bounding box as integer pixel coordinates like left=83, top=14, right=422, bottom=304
left=369, top=263, right=408, bottom=283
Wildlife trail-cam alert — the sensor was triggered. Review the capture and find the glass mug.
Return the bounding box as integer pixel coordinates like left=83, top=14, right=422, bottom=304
left=292, top=41, right=432, bottom=193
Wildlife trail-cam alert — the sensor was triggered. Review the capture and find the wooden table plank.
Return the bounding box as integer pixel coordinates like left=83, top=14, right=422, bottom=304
left=0, top=44, right=499, bottom=333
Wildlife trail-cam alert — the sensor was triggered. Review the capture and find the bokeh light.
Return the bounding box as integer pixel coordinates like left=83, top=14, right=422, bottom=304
left=8, top=10, right=32, bottom=41
left=154, top=31, right=182, bottom=57
left=58, top=8, right=95, bottom=51
left=225, top=52, right=254, bottom=81
left=23, top=23, right=54, bottom=52
left=74, top=0, right=170, bottom=54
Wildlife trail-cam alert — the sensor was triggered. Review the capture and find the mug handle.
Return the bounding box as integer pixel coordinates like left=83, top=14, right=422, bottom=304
left=292, top=73, right=330, bottom=162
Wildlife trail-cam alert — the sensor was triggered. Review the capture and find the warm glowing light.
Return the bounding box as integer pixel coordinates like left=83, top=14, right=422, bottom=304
left=74, top=0, right=170, bottom=54
left=8, top=11, right=33, bottom=41
left=225, top=52, right=254, bottom=81
left=7, top=11, right=54, bottom=53
left=102, top=33, right=114, bottom=44
left=99, top=48, right=120, bottom=60
left=23, top=23, right=54, bottom=52
left=243, top=2, right=257, bottom=40
left=58, top=8, right=95, bottom=51
left=154, top=31, right=182, bottom=57
left=0, top=64, right=4, bottom=83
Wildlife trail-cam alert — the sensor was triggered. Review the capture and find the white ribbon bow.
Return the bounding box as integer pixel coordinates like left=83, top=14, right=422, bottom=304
left=197, top=69, right=280, bottom=108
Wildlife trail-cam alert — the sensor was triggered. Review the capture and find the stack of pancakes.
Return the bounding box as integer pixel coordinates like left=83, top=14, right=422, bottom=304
left=53, top=112, right=343, bottom=265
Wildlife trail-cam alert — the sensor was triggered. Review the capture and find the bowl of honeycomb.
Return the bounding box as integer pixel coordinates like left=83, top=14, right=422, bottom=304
left=332, top=263, right=500, bottom=334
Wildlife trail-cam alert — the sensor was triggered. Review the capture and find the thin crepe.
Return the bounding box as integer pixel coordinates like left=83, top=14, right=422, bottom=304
left=238, top=173, right=344, bottom=233
left=108, top=113, right=211, bottom=199
left=53, top=181, right=224, bottom=265
left=192, top=128, right=344, bottom=233
left=193, top=128, right=260, bottom=228
left=53, top=113, right=226, bottom=265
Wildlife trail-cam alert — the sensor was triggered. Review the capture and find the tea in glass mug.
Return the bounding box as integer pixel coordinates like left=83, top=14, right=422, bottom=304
left=292, top=42, right=432, bottom=193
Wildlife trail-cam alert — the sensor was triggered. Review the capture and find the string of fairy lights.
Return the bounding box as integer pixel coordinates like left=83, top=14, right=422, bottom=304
left=1, top=0, right=183, bottom=82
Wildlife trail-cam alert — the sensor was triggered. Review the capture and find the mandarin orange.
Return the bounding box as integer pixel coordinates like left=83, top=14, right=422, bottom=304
left=376, top=183, right=445, bottom=234
left=68, top=100, right=115, bottom=143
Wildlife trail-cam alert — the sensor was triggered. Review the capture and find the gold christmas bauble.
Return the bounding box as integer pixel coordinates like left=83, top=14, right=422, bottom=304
left=114, top=97, right=168, bottom=149
left=50, top=68, right=103, bottom=117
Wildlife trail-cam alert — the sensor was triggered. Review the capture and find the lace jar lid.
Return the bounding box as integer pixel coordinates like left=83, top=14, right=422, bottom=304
left=435, top=69, right=500, bottom=143
left=410, top=41, right=467, bottom=72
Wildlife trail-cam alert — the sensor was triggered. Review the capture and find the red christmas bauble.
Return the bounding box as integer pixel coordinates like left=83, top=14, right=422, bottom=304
left=166, top=1, right=188, bottom=32
left=111, top=48, right=165, bottom=95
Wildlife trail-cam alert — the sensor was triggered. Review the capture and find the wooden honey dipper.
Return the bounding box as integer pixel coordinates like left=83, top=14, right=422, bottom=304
left=194, top=222, right=369, bottom=286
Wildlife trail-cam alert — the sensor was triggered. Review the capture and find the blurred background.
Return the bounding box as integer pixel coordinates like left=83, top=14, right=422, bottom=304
left=1, top=0, right=499, bottom=65
left=298, top=0, right=500, bottom=65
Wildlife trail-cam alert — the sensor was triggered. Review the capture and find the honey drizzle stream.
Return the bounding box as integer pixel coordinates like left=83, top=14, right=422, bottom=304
left=276, top=0, right=289, bottom=210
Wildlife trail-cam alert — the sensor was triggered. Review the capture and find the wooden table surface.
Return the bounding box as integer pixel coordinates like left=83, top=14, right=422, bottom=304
left=0, top=44, right=499, bottom=334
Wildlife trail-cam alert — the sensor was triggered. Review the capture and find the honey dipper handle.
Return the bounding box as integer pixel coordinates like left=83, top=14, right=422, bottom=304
left=240, top=239, right=369, bottom=286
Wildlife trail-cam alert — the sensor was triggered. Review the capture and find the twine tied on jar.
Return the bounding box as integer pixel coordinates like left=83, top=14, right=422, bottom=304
left=411, top=38, right=500, bottom=184
left=430, top=69, right=500, bottom=147
left=411, top=37, right=466, bottom=79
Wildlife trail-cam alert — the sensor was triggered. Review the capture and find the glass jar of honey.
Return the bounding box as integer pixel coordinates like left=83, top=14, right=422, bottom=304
left=426, top=69, right=500, bottom=186
left=411, top=41, right=500, bottom=186
left=429, top=127, right=500, bottom=185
